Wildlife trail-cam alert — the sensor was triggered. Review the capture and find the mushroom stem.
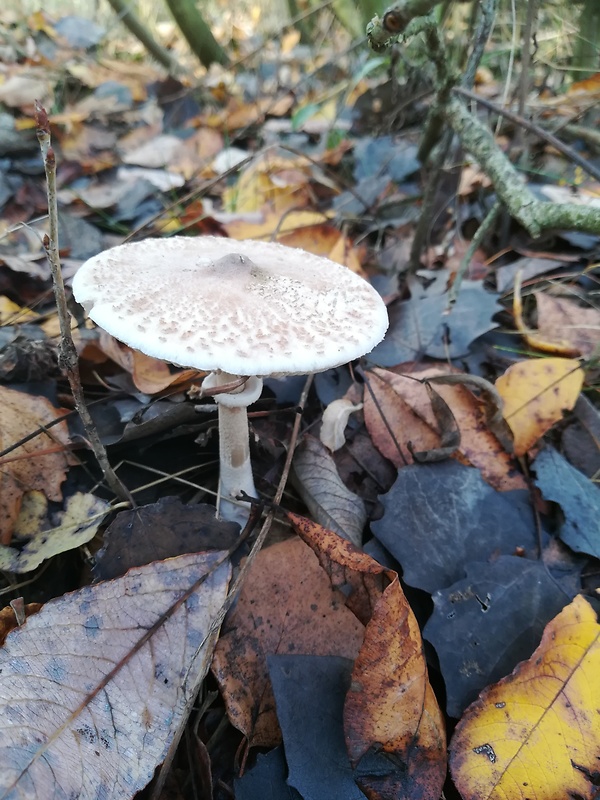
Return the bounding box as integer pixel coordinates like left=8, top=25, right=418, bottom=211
left=203, top=372, right=263, bottom=525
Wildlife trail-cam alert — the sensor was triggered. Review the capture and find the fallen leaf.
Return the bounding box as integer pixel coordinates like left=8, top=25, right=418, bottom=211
left=533, top=447, right=600, bottom=558
left=0, top=296, right=38, bottom=324
left=287, top=513, right=447, bottom=799
left=370, top=281, right=501, bottom=366
left=292, top=434, right=366, bottom=546
left=364, top=366, right=525, bottom=491
left=223, top=152, right=311, bottom=213
left=372, top=461, right=537, bottom=593
left=0, top=603, right=42, bottom=647
left=424, top=556, right=569, bottom=717
left=0, top=492, right=110, bottom=573
left=94, top=497, right=240, bottom=580
left=0, top=551, right=230, bottom=800
left=320, top=397, right=364, bottom=452
left=268, top=655, right=372, bottom=800
left=0, top=386, right=73, bottom=545
left=278, top=224, right=364, bottom=273
left=91, top=331, right=201, bottom=394
left=512, top=273, right=580, bottom=356
left=534, top=292, right=600, bottom=358
left=450, top=595, right=600, bottom=800
left=0, top=69, right=53, bottom=108
left=211, top=537, right=364, bottom=748
left=495, top=358, right=584, bottom=456
left=223, top=208, right=332, bottom=242
left=235, top=746, right=301, bottom=799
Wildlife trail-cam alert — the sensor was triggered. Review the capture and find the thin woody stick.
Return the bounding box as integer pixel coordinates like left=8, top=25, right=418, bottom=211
left=34, top=101, right=134, bottom=506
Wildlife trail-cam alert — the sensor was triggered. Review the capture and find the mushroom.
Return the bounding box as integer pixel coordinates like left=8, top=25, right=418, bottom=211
left=72, top=236, right=388, bottom=524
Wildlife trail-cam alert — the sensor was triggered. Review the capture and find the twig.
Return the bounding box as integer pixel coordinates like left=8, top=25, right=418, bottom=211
left=445, top=200, right=501, bottom=309
left=443, top=94, right=600, bottom=236
left=514, top=0, right=538, bottom=151
left=454, top=86, right=600, bottom=185
left=34, top=102, right=134, bottom=506
left=462, top=0, right=498, bottom=91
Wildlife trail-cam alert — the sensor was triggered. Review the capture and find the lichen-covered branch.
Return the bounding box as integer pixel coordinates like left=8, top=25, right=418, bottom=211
left=444, top=96, right=600, bottom=237
left=367, top=0, right=445, bottom=48
left=367, top=6, right=600, bottom=241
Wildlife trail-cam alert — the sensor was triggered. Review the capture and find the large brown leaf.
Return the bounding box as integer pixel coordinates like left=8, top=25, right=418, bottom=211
left=287, top=513, right=447, bottom=800
left=211, top=537, right=365, bottom=747
left=0, top=551, right=230, bottom=799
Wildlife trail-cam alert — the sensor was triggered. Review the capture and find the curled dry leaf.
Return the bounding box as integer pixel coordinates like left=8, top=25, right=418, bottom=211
left=450, top=595, right=600, bottom=800
left=364, top=366, right=525, bottom=491
left=211, top=537, right=365, bottom=748
left=0, top=386, right=73, bottom=545
left=88, top=331, right=201, bottom=394
left=496, top=358, right=584, bottom=456
left=0, top=551, right=230, bottom=800
left=287, top=513, right=447, bottom=800
left=320, top=397, right=364, bottom=452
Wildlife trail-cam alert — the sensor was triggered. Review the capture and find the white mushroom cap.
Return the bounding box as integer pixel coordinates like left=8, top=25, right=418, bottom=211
left=72, top=236, right=388, bottom=377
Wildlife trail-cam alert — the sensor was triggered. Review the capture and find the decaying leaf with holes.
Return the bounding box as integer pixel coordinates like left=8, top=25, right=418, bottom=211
left=0, top=550, right=230, bottom=799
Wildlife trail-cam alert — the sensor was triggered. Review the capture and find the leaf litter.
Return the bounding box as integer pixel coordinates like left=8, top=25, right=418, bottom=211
left=0, top=4, right=599, bottom=799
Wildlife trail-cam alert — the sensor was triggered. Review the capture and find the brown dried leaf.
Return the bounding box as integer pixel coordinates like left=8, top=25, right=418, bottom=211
left=534, top=292, right=600, bottom=358
left=211, top=537, right=365, bottom=747
left=0, top=386, right=73, bottom=545
left=364, top=366, right=526, bottom=490
left=94, top=331, right=201, bottom=394
left=287, top=513, right=447, bottom=799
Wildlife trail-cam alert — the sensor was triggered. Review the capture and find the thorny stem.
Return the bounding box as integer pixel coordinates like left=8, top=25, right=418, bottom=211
left=34, top=102, right=134, bottom=506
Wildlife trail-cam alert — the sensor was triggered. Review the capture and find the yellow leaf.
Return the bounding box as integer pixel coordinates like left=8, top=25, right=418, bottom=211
left=224, top=209, right=332, bottom=241
left=0, top=296, right=38, bottom=324
left=450, top=595, right=600, bottom=800
left=495, top=358, right=583, bottom=456
left=223, top=154, right=311, bottom=213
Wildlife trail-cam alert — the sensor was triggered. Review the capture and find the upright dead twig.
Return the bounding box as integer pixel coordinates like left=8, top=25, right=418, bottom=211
left=34, top=102, right=134, bottom=506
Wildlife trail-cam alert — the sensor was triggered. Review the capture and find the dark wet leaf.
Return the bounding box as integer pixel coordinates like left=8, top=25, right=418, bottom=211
left=268, top=654, right=366, bottom=800
left=94, top=497, right=240, bottom=580
left=353, top=137, right=420, bottom=182
left=424, top=556, right=570, bottom=717
left=533, top=447, right=600, bottom=558
left=370, top=282, right=501, bottom=367
left=235, top=747, right=302, bottom=800
left=372, top=461, right=537, bottom=593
